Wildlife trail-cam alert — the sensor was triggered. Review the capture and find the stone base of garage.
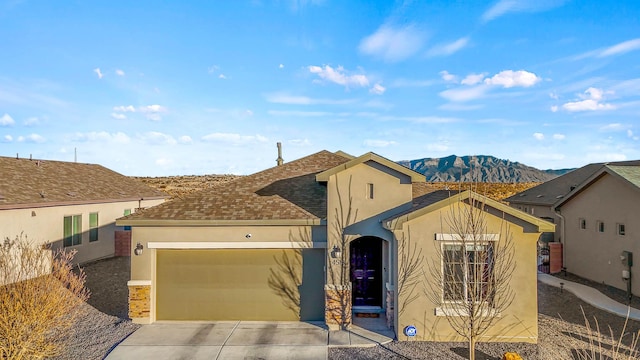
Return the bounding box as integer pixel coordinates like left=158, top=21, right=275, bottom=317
left=128, top=281, right=151, bottom=323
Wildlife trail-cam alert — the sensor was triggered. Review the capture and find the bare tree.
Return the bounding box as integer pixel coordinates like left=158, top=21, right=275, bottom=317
left=397, top=228, right=424, bottom=317
left=425, top=191, right=516, bottom=360
left=0, top=233, right=89, bottom=359
left=325, top=174, right=358, bottom=329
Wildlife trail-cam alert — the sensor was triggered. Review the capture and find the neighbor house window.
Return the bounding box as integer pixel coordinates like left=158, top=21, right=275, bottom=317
left=618, top=223, right=626, bottom=236
left=63, top=215, right=82, bottom=247
left=597, top=221, right=605, bottom=233
left=579, top=218, right=586, bottom=230
left=123, top=209, right=132, bottom=231
left=442, top=243, right=494, bottom=303
left=89, top=212, right=99, bottom=242
left=366, top=183, right=374, bottom=199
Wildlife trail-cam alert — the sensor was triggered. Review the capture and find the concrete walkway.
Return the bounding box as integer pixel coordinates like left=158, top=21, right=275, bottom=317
left=106, top=320, right=394, bottom=360
left=538, top=273, right=640, bottom=321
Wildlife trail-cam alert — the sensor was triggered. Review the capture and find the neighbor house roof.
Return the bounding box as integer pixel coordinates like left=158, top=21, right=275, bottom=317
left=119, top=150, right=352, bottom=225
left=384, top=190, right=555, bottom=233
left=0, top=156, right=166, bottom=210
left=505, top=160, right=640, bottom=206
left=554, top=163, right=640, bottom=208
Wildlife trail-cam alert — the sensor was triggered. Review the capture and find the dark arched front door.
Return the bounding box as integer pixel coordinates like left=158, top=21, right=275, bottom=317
left=350, top=237, right=382, bottom=307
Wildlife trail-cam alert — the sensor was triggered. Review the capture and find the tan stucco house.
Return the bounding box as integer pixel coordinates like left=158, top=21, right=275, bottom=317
left=119, top=150, right=553, bottom=343
left=553, top=163, right=640, bottom=297
left=0, top=155, right=166, bottom=264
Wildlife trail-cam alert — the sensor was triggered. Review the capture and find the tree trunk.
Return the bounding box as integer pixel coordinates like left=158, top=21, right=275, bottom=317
left=469, top=337, right=476, bottom=360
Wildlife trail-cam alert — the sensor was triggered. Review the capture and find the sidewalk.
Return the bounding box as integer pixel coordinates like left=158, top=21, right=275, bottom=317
left=538, top=273, right=640, bottom=321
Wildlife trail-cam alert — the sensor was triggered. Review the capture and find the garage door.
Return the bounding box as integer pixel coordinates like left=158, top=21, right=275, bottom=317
left=156, top=249, right=324, bottom=321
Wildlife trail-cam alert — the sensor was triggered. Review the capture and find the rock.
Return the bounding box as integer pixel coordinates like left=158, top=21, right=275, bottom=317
left=503, top=352, right=523, bottom=360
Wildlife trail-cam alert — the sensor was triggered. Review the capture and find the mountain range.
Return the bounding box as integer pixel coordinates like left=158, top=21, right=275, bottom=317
left=398, top=155, right=574, bottom=183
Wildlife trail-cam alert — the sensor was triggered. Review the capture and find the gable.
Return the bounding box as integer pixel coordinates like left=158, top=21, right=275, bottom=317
left=316, top=152, right=424, bottom=183
left=555, top=165, right=640, bottom=209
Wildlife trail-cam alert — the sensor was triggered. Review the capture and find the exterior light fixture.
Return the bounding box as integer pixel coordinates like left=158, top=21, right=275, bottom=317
left=134, top=242, right=144, bottom=256
left=331, top=245, right=342, bottom=259
left=245, top=233, right=252, bottom=239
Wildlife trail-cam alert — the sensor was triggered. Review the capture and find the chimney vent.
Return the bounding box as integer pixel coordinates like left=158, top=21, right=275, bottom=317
left=276, top=142, right=284, bottom=166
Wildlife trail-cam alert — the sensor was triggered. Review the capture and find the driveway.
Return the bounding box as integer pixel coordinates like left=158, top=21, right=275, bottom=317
left=106, top=320, right=394, bottom=360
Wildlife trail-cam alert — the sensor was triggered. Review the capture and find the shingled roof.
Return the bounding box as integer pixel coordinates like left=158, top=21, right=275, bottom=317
left=0, top=156, right=166, bottom=210
left=123, top=150, right=352, bottom=223
left=506, top=160, right=640, bottom=206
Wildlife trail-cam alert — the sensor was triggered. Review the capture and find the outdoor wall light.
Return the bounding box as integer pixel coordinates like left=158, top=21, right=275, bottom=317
left=331, top=245, right=342, bottom=259
left=134, top=242, right=144, bottom=256
left=245, top=233, right=252, bottom=239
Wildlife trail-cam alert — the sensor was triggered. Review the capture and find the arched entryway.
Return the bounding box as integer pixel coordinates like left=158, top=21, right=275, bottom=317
left=350, top=236, right=385, bottom=309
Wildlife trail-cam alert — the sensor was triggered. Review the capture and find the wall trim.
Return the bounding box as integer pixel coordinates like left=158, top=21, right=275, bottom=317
left=127, top=280, right=152, bottom=286
left=435, top=233, right=500, bottom=241
left=147, top=241, right=327, bottom=249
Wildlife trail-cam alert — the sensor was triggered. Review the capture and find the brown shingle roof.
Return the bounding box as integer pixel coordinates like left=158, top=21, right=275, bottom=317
left=126, top=150, right=351, bottom=221
left=0, top=156, right=166, bottom=209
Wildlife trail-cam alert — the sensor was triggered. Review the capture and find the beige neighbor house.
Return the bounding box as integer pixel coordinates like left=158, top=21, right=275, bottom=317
left=0, top=155, right=166, bottom=264
left=119, top=150, right=553, bottom=343
left=553, top=163, right=640, bottom=298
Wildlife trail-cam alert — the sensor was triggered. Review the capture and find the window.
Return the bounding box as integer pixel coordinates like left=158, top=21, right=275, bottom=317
left=579, top=218, right=586, bottom=230
left=89, top=212, right=99, bottom=242
left=618, top=223, right=626, bottom=236
left=123, top=209, right=132, bottom=231
left=597, top=221, right=604, bottom=233
left=63, top=215, right=82, bottom=247
left=442, top=243, right=494, bottom=304
left=366, top=183, right=374, bottom=199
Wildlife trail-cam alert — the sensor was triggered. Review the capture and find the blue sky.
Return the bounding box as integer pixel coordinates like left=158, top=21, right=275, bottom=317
left=1, top=0, right=639, bottom=176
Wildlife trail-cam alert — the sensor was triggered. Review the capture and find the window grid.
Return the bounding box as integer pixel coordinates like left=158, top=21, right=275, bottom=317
left=89, top=212, right=99, bottom=242
left=442, top=243, right=494, bottom=304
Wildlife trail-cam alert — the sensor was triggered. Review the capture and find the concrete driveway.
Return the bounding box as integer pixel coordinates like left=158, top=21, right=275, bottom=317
left=106, top=320, right=394, bottom=360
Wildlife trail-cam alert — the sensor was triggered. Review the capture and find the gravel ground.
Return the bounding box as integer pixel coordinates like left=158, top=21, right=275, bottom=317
left=57, top=257, right=640, bottom=360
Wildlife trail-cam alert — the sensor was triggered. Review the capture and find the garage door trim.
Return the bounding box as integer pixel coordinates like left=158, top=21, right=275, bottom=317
left=148, top=241, right=327, bottom=249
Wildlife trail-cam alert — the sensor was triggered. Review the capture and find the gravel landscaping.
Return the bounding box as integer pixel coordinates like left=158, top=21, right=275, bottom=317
left=56, top=256, right=640, bottom=359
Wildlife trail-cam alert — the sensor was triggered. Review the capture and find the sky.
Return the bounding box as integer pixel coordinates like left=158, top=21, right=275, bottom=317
left=1, top=0, right=639, bottom=176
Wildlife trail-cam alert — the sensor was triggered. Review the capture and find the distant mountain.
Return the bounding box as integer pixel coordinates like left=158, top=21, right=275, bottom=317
left=398, top=155, right=574, bottom=183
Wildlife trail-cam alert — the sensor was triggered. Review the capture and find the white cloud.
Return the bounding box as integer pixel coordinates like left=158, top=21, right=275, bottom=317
left=208, top=65, right=220, bottom=74
left=550, top=105, right=559, bottom=112
left=358, top=24, right=426, bottom=62
left=289, top=138, right=311, bottom=146
left=17, top=133, right=45, bottom=143
left=113, top=105, right=136, bottom=112
left=599, top=38, right=640, bottom=57
left=628, top=130, right=639, bottom=140
left=178, top=135, right=192, bottom=144
left=562, top=87, right=615, bottom=112
left=265, top=93, right=355, bottom=105
left=140, top=131, right=177, bottom=146
left=24, top=117, right=40, bottom=126
left=439, top=70, right=458, bottom=83
left=219, top=74, right=227, bottom=79
left=268, top=110, right=333, bottom=117
left=111, top=113, right=127, bottom=120
left=426, top=37, right=469, bottom=57
left=533, top=132, right=545, bottom=140
left=201, top=133, right=268, bottom=145
left=139, top=105, right=168, bottom=121
left=363, top=139, right=396, bottom=147
left=308, top=65, right=369, bottom=88
left=370, top=83, right=386, bottom=95
left=461, top=73, right=486, bottom=86
left=553, top=133, right=565, bottom=140
left=71, top=131, right=131, bottom=144
left=439, top=85, right=489, bottom=102
left=484, top=70, right=541, bottom=88
left=115, top=69, right=125, bottom=76
left=482, top=0, right=567, bottom=23
left=439, top=103, right=484, bottom=111
left=426, top=143, right=449, bottom=152
left=549, top=92, right=559, bottom=100
left=2, top=135, right=12, bottom=142
left=0, top=113, right=15, bottom=126
left=600, top=123, right=625, bottom=131
left=279, top=64, right=284, bottom=69
left=93, top=68, right=103, bottom=79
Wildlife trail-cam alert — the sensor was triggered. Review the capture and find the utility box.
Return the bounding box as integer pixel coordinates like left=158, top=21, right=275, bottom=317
left=621, top=251, right=633, bottom=267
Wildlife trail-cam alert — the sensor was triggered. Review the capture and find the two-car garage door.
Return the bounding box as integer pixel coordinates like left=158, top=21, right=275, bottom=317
left=155, top=249, right=324, bottom=321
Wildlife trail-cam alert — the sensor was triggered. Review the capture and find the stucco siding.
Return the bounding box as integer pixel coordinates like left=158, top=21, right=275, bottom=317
left=0, top=198, right=164, bottom=264
left=561, top=174, right=640, bottom=294
left=395, top=202, right=539, bottom=343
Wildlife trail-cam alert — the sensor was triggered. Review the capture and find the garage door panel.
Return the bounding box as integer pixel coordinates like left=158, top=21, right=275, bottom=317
left=156, top=249, right=323, bottom=321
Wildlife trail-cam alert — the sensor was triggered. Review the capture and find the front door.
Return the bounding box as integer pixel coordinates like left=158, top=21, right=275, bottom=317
left=350, top=237, right=382, bottom=307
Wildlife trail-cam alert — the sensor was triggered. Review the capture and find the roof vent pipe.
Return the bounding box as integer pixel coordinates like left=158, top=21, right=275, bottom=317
left=276, top=142, right=284, bottom=166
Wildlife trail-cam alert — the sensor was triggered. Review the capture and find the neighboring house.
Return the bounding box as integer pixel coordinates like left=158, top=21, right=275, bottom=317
left=118, top=150, right=553, bottom=343
left=554, top=163, right=640, bottom=297
left=0, top=155, right=166, bottom=264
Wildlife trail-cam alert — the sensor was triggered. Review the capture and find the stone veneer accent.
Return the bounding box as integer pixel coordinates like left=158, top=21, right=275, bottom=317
left=128, top=285, right=151, bottom=319
left=325, top=289, right=352, bottom=327
left=386, top=288, right=394, bottom=328
left=114, top=230, right=132, bottom=257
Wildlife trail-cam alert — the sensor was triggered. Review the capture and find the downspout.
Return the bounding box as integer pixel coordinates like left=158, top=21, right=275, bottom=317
left=554, top=207, right=566, bottom=272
